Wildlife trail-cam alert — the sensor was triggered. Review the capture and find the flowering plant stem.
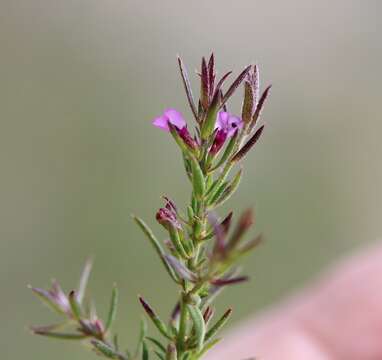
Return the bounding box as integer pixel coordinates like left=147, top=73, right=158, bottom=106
left=29, top=53, right=271, bottom=360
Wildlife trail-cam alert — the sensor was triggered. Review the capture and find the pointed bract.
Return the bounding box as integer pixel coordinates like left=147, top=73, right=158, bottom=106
left=177, top=56, right=198, bottom=120
left=232, top=125, right=265, bottom=163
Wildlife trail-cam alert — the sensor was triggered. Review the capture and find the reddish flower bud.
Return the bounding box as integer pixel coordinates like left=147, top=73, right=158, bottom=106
left=210, top=129, right=228, bottom=155
left=156, top=199, right=181, bottom=230
left=177, top=126, right=198, bottom=150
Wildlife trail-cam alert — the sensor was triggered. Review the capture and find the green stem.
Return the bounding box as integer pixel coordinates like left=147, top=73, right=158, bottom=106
left=175, top=139, right=222, bottom=359
left=177, top=296, right=188, bottom=354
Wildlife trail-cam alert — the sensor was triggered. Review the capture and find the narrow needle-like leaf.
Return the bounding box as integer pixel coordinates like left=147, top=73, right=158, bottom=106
left=249, top=85, right=272, bottom=132
left=197, top=338, right=222, bottom=357
left=139, top=296, right=173, bottom=340
left=142, top=341, right=149, bottom=360
left=210, top=168, right=243, bottom=208
left=209, top=130, right=238, bottom=172
left=135, top=318, right=147, bottom=358
left=186, top=304, right=206, bottom=351
left=146, top=337, right=166, bottom=353
left=155, top=351, right=166, bottom=360
left=105, top=284, right=118, bottom=332
left=68, top=291, right=82, bottom=321
left=211, top=276, right=249, bottom=286
left=177, top=56, right=198, bottom=120
left=91, top=339, right=120, bottom=359
left=33, top=330, right=87, bottom=340
left=133, top=215, right=178, bottom=283
left=231, top=125, right=265, bottom=163
left=205, top=308, right=233, bottom=342
left=190, top=155, right=205, bottom=199
left=221, top=65, right=252, bottom=107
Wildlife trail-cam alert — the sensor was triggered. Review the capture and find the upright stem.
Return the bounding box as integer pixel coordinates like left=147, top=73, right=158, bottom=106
left=177, top=296, right=188, bottom=353
left=175, top=144, right=211, bottom=359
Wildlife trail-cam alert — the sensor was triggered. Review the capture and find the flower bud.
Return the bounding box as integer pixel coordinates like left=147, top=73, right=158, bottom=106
left=177, top=126, right=198, bottom=150
left=209, top=129, right=228, bottom=155
left=156, top=207, right=181, bottom=230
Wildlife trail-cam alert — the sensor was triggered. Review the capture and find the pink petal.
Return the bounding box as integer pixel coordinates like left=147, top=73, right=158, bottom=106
left=152, top=115, right=170, bottom=131
left=215, top=111, right=230, bottom=130
left=227, top=115, right=243, bottom=137
left=215, top=111, right=243, bottom=137
left=152, top=109, right=186, bottom=132
left=164, top=109, right=187, bottom=129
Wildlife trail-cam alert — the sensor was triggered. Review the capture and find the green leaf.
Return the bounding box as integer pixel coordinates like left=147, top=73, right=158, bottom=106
left=190, top=155, right=205, bottom=199
left=206, top=181, right=229, bottom=206
left=205, top=162, right=234, bottom=203
left=210, top=168, right=243, bottom=208
left=205, top=308, right=233, bottom=342
left=142, top=341, right=149, bottom=360
left=197, top=338, right=222, bottom=357
left=68, top=291, right=82, bottom=320
left=105, top=285, right=119, bottom=332
left=201, top=91, right=220, bottom=140
left=186, top=304, right=206, bottom=351
left=113, top=334, right=119, bottom=351
left=133, top=216, right=178, bottom=283
left=32, top=329, right=87, bottom=340
left=168, top=226, right=190, bottom=260
left=182, top=154, right=192, bottom=181
left=181, top=352, right=192, bottom=360
left=186, top=205, right=194, bottom=222
left=91, top=339, right=119, bottom=359
left=154, top=351, right=166, bottom=360
left=209, top=130, right=238, bottom=172
left=139, top=297, right=173, bottom=340
left=146, top=337, right=166, bottom=353
left=135, top=318, right=147, bottom=358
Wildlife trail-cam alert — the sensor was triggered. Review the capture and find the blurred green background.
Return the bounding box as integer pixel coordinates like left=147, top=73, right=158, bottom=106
left=1, top=0, right=381, bottom=358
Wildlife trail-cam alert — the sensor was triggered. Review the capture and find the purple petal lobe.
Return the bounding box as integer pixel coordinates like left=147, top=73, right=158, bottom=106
left=165, top=109, right=186, bottom=129
left=215, top=111, right=229, bottom=130
left=152, top=109, right=186, bottom=132
left=152, top=115, right=169, bottom=131
left=215, top=111, right=243, bottom=138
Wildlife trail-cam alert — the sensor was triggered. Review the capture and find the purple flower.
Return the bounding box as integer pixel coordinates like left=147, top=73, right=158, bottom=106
left=152, top=109, right=186, bottom=131
left=153, top=109, right=198, bottom=150
left=215, top=111, right=243, bottom=137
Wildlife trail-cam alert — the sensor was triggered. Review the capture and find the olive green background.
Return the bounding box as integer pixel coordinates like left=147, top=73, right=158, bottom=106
left=1, top=0, right=381, bottom=359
